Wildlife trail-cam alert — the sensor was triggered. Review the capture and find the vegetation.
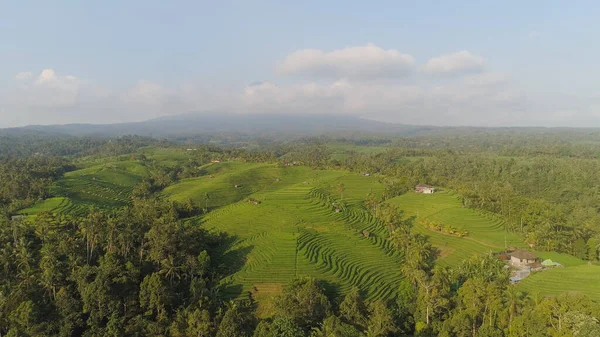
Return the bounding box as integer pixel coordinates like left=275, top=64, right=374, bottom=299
left=2, top=131, right=600, bottom=336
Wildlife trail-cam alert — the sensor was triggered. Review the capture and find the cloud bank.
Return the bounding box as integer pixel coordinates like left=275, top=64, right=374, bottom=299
left=278, top=43, right=415, bottom=79
left=2, top=45, right=599, bottom=128
left=423, top=51, right=484, bottom=75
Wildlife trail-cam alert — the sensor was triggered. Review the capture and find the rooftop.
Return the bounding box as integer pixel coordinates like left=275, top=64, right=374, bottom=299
left=511, top=249, right=537, bottom=260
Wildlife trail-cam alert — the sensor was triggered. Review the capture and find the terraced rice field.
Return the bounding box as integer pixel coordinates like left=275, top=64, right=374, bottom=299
left=176, top=168, right=402, bottom=315
left=20, top=161, right=150, bottom=216
left=517, top=253, right=600, bottom=301
left=22, top=156, right=599, bottom=305
left=163, top=163, right=329, bottom=209
left=387, top=191, right=524, bottom=266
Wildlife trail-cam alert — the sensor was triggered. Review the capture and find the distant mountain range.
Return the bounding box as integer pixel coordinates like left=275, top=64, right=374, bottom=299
left=2, top=113, right=441, bottom=138
left=3, top=112, right=592, bottom=140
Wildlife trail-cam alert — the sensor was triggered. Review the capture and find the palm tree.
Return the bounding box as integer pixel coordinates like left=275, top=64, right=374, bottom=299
left=337, top=183, right=346, bottom=200
left=159, top=255, right=182, bottom=285
left=204, top=192, right=210, bottom=213
left=504, top=286, right=523, bottom=325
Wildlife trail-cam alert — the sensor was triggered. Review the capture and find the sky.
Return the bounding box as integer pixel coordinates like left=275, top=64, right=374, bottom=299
left=1, top=0, right=600, bottom=128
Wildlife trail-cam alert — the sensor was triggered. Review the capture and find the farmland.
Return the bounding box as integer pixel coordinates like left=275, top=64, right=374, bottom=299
left=517, top=252, right=600, bottom=301
left=19, top=160, right=150, bottom=216
left=170, top=163, right=401, bottom=314
left=17, top=150, right=600, bottom=305
left=386, top=191, right=524, bottom=266
left=387, top=192, right=600, bottom=301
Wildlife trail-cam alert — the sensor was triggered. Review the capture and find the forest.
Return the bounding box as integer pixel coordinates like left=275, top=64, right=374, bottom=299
left=1, top=131, right=600, bottom=336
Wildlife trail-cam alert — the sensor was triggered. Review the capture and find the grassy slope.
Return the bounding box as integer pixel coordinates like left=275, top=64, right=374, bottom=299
left=163, top=163, right=320, bottom=208
left=388, top=191, right=600, bottom=301
left=387, top=191, right=523, bottom=266
left=20, top=151, right=600, bottom=303
left=517, top=253, right=600, bottom=301
left=170, top=165, right=401, bottom=316
left=20, top=160, right=150, bottom=216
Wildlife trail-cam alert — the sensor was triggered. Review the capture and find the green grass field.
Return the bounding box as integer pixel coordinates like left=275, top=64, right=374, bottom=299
left=386, top=191, right=600, bottom=301
left=18, top=153, right=600, bottom=304
left=20, top=160, right=150, bottom=216
left=387, top=191, right=524, bottom=266
left=167, top=165, right=400, bottom=315
left=516, top=252, right=600, bottom=301
left=163, top=163, right=327, bottom=209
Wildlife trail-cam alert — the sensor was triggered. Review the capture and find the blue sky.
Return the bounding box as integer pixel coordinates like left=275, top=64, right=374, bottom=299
left=1, top=1, right=600, bottom=127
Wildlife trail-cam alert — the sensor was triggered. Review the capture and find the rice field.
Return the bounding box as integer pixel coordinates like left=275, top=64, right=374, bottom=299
left=19, top=154, right=600, bottom=305
left=20, top=160, right=150, bottom=216
left=193, top=181, right=403, bottom=315
left=517, top=263, right=600, bottom=301
left=165, top=165, right=402, bottom=314
left=387, top=191, right=524, bottom=266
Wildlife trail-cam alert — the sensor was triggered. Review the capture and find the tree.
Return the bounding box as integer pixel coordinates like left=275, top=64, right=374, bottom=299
left=339, top=287, right=367, bottom=328
left=588, top=238, right=599, bottom=262
left=275, top=278, right=332, bottom=329
left=140, top=273, right=171, bottom=321
left=216, top=302, right=254, bottom=337
left=253, top=317, right=305, bottom=337
left=503, top=287, right=524, bottom=326
left=364, top=192, right=380, bottom=214
left=311, top=316, right=364, bottom=337
left=396, top=279, right=417, bottom=334
left=416, top=267, right=451, bottom=328
left=185, top=308, right=212, bottom=337
left=337, top=183, right=346, bottom=200
left=366, top=300, right=396, bottom=337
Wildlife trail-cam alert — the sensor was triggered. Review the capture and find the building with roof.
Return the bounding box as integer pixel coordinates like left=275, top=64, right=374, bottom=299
left=510, top=249, right=537, bottom=268
left=415, top=184, right=435, bottom=194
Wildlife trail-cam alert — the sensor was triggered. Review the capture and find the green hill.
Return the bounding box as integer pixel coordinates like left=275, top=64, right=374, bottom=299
left=18, top=157, right=600, bottom=304
left=386, top=191, right=523, bottom=266
left=163, top=165, right=399, bottom=315
left=20, top=160, right=150, bottom=216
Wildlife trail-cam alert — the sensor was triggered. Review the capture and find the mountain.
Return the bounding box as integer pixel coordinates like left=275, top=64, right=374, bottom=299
left=4, top=113, right=440, bottom=138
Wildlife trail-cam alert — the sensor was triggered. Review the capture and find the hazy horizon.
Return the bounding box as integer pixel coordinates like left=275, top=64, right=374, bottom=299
left=2, top=1, right=600, bottom=128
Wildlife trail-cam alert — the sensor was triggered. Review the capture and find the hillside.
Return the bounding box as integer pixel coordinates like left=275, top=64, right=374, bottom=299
left=19, top=160, right=150, bottom=216
left=6, top=113, right=437, bottom=138
left=387, top=191, right=524, bottom=266
left=17, top=150, right=600, bottom=306
left=165, top=162, right=401, bottom=314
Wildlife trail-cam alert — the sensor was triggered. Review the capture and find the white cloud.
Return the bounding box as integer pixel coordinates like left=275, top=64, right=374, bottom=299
left=2, top=59, right=600, bottom=128
left=238, top=76, right=526, bottom=126
left=15, top=72, right=32, bottom=81
left=278, top=43, right=415, bottom=79
left=13, top=69, right=83, bottom=108
left=423, top=51, right=484, bottom=75
left=122, top=80, right=169, bottom=106
left=36, top=68, right=59, bottom=84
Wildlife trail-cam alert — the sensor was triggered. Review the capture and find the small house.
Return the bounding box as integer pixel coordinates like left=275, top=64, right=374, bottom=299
left=415, top=184, right=435, bottom=194
left=234, top=184, right=240, bottom=188
left=11, top=215, right=25, bottom=221
left=362, top=230, right=370, bottom=238
left=248, top=198, right=260, bottom=205
left=510, top=249, right=537, bottom=268
left=211, top=160, right=221, bottom=163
